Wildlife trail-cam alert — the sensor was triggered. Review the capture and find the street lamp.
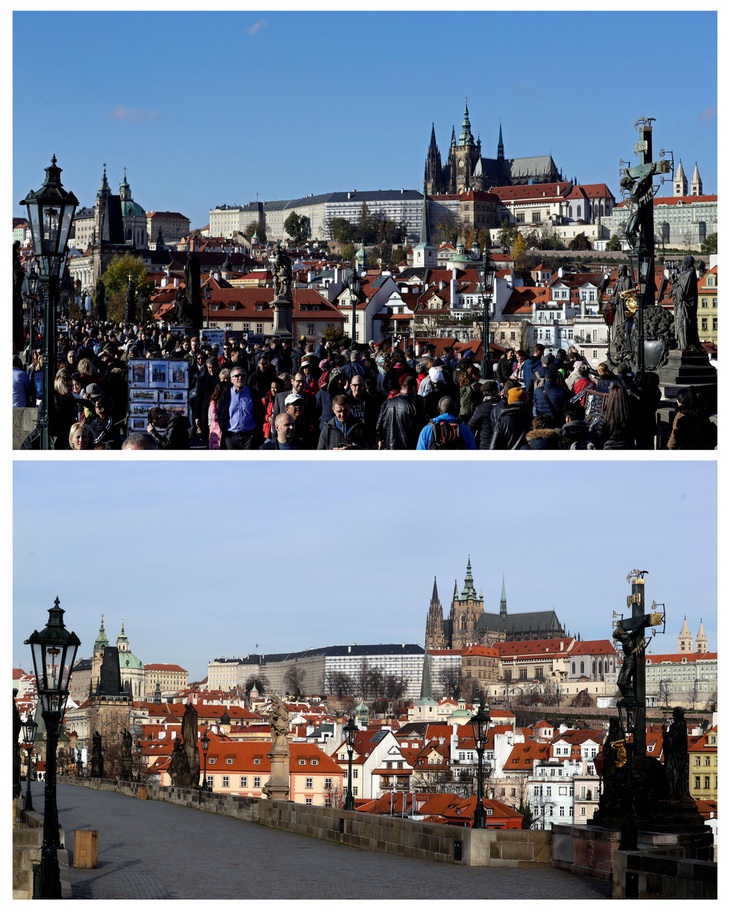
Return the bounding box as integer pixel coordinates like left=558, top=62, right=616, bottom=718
left=480, top=254, right=497, bottom=379
left=203, top=282, right=212, bottom=329
left=24, top=596, right=80, bottom=899
left=344, top=716, right=357, bottom=810
left=200, top=730, right=211, bottom=795
left=22, top=716, right=38, bottom=812
left=135, top=741, right=143, bottom=783
left=20, top=157, right=78, bottom=450
left=348, top=266, right=362, bottom=348
left=471, top=700, right=491, bottom=829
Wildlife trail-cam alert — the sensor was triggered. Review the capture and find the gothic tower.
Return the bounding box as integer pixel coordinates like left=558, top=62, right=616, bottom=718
left=424, top=123, right=445, bottom=195
left=449, top=556, right=484, bottom=649
left=450, top=101, right=478, bottom=194
left=425, top=577, right=447, bottom=650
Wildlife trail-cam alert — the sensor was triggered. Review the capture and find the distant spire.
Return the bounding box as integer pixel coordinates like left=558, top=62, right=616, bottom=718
left=500, top=575, right=508, bottom=618
left=461, top=556, right=477, bottom=600
left=418, top=648, right=434, bottom=702
left=498, top=123, right=504, bottom=160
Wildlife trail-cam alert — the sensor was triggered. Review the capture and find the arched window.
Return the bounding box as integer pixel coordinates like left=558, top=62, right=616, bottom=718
left=580, top=661, right=585, bottom=674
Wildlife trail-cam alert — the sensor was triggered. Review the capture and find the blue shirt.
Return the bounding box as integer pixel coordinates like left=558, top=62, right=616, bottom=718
left=228, top=385, right=256, bottom=433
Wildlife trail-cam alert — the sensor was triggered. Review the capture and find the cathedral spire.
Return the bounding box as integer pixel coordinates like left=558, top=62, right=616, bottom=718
left=500, top=575, right=508, bottom=617
left=458, top=99, right=474, bottom=147
left=498, top=123, right=504, bottom=161
left=461, top=555, right=477, bottom=600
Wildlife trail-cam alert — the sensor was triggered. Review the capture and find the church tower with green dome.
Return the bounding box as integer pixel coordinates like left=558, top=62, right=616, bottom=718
left=116, top=619, right=145, bottom=699
left=118, top=168, right=148, bottom=248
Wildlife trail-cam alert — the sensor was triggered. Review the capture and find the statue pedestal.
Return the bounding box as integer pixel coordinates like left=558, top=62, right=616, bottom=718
left=263, top=747, right=289, bottom=801
left=270, top=295, right=293, bottom=340
left=657, top=350, right=717, bottom=411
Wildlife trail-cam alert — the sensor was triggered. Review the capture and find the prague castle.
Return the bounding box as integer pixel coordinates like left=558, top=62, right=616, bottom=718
left=425, top=557, right=566, bottom=651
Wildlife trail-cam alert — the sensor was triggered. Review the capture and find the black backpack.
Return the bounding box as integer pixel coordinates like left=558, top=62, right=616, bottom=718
left=428, top=418, right=463, bottom=449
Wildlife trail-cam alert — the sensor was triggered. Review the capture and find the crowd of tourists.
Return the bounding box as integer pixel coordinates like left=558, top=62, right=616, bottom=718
left=12, top=318, right=717, bottom=451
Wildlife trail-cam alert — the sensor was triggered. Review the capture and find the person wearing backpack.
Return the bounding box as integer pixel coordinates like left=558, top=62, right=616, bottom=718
left=416, top=396, right=476, bottom=450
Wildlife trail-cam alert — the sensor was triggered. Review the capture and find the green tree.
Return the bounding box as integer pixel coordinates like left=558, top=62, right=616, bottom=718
left=568, top=232, right=592, bottom=251
left=606, top=233, right=623, bottom=252
left=498, top=220, right=519, bottom=249
left=99, top=254, right=151, bottom=323
left=245, top=220, right=266, bottom=243
left=700, top=232, right=717, bottom=256
left=284, top=211, right=310, bottom=245
left=322, top=324, right=351, bottom=348
left=328, top=218, right=356, bottom=244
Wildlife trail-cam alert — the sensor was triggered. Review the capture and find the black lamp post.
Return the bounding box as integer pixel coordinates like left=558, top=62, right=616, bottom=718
left=349, top=267, right=362, bottom=348
left=135, top=741, right=143, bottom=783
left=200, top=730, right=211, bottom=794
left=22, top=716, right=38, bottom=812
left=471, top=701, right=491, bottom=829
left=203, top=282, right=212, bottom=328
left=20, top=157, right=78, bottom=450
left=76, top=748, right=83, bottom=779
left=344, top=716, right=357, bottom=810
left=24, top=596, right=80, bottom=898
left=480, top=254, right=496, bottom=380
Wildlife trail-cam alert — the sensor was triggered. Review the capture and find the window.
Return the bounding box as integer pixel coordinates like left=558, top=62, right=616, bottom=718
left=324, top=778, right=332, bottom=790
left=704, top=776, right=710, bottom=789
left=240, top=776, right=248, bottom=787
left=305, top=798, right=312, bottom=806
left=353, top=769, right=358, bottom=779
left=299, top=759, right=306, bottom=766
left=226, top=757, right=233, bottom=765
left=209, top=757, right=217, bottom=765
left=254, top=776, right=261, bottom=788
left=253, top=758, right=261, bottom=765
left=516, top=213, right=525, bottom=224
left=305, top=777, right=313, bottom=789
left=307, top=323, right=315, bottom=335
left=222, top=776, right=229, bottom=788
left=206, top=775, right=213, bottom=788
left=256, top=323, right=263, bottom=334
left=311, top=759, right=318, bottom=766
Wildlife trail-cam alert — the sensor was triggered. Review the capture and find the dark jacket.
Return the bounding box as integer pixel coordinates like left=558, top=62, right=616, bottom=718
left=559, top=419, right=595, bottom=450
left=522, top=428, right=561, bottom=450
left=376, top=394, right=425, bottom=449
left=468, top=396, right=499, bottom=449
left=148, top=415, right=191, bottom=449
left=317, top=417, right=369, bottom=450
left=533, top=381, right=568, bottom=423
left=490, top=404, right=531, bottom=450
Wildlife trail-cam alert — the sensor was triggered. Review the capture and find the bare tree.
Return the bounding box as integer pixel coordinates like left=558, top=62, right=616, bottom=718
left=324, top=671, right=354, bottom=699
left=284, top=665, right=306, bottom=697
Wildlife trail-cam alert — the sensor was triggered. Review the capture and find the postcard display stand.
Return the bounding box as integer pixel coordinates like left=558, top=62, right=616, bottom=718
left=128, top=359, right=189, bottom=434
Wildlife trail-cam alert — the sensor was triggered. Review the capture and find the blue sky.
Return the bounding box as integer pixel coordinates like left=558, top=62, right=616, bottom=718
left=12, top=8, right=718, bottom=231
left=13, top=460, right=717, bottom=683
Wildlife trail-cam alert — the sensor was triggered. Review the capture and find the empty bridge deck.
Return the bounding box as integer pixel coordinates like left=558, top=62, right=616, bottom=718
left=52, top=783, right=611, bottom=900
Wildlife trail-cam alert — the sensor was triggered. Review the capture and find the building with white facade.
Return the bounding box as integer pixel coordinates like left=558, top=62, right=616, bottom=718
left=210, top=190, right=424, bottom=244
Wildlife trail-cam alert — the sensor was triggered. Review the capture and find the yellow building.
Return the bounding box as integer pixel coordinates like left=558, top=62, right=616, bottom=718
left=689, top=726, right=717, bottom=802
left=697, top=265, right=717, bottom=347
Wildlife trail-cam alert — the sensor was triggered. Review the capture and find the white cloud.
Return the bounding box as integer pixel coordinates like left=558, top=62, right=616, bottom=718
left=111, top=106, right=160, bottom=123
left=248, top=19, right=268, bottom=37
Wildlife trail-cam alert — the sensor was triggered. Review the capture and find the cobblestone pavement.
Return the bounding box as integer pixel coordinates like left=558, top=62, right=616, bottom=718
left=55, top=784, right=611, bottom=900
